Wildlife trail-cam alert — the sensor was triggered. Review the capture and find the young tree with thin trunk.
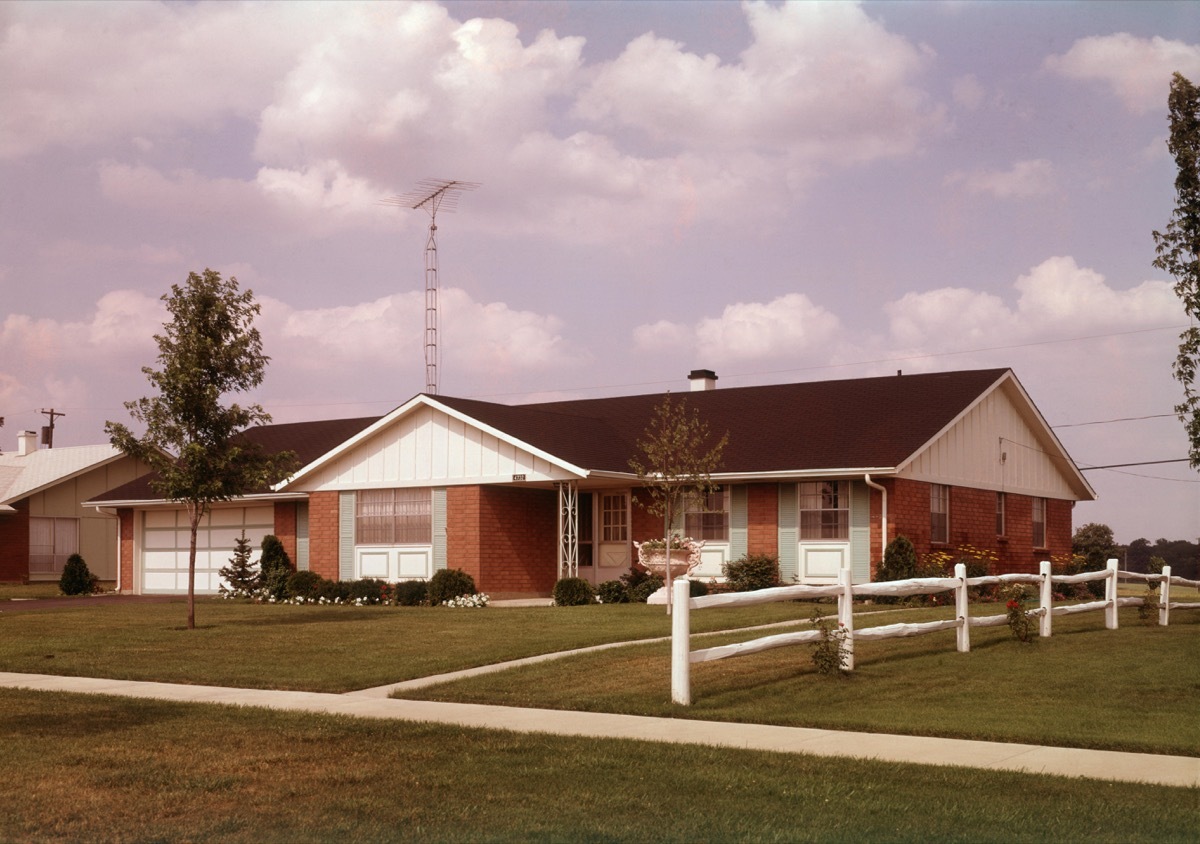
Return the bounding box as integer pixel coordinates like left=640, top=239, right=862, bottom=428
left=1152, top=72, right=1200, bottom=467
left=106, top=269, right=296, bottom=629
left=629, top=394, right=728, bottom=612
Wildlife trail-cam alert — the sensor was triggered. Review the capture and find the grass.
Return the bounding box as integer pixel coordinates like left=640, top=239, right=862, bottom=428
left=0, top=597, right=826, bottom=692
left=0, top=582, right=69, bottom=600
left=0, top=687, right=1195, bottom=843
left=397, top=606, right=1200, bottom=757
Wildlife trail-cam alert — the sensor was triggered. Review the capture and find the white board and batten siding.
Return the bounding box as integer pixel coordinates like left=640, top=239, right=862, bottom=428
left=140, top=505, right=273, bottom=594
left=300, top=405, right=579, bottom=492
left=900, top=381, right=1085, bottom=500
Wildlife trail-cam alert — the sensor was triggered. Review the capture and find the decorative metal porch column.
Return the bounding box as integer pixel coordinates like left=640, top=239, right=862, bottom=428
left=556, top=481, right=579, bottom=579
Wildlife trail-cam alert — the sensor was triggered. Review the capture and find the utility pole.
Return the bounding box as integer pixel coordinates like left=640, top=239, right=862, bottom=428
left=39, top=408, right=65, bottom=448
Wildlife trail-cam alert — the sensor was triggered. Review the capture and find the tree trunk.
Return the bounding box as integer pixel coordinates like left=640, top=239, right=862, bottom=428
left=187, top=504, right=201, bottom=630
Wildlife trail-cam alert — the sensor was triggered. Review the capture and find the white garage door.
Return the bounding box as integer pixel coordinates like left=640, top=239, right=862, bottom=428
left=140, top=505, right=274, bottom=594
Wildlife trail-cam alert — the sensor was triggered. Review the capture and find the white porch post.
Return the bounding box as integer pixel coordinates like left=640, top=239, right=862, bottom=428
left=557, top=481, right=579, bottom=580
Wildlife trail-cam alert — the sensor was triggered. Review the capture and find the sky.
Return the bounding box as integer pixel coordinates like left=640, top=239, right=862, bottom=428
left=1, top=0, right=1198, bottom=544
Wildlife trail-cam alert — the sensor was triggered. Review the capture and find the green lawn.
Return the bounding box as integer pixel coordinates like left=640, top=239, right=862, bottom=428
left=1, top=688, right=1195, bottom=843
left=0, top=597, right=823, bottom=692
left=396, top=606, right=1200, bottom=757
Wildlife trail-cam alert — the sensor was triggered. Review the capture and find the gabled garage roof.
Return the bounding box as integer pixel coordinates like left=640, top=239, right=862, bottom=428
left=0, top=444, right=130, bottom=507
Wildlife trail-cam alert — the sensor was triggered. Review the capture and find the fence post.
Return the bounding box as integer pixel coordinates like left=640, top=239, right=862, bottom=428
left=1039, top=560, right=1053, bottom=638
left=1105, top=558, right=1119, bottom=630
left=1159, top=565, right=1172, bottom=627
left=955, top=562, right=969, bottom=653
left=839, top=567, right=855, bottom=672
left=671, top=577, right=691, bottom=705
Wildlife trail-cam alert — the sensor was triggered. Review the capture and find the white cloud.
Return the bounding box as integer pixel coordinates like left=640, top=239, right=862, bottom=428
left=575, top=0, right=945, bottom=168
left=633, top=293, right=842, bottom=362
left=1045, top=33, right=1200, bottom=114
left=945, top=159, right=1055, bottom=199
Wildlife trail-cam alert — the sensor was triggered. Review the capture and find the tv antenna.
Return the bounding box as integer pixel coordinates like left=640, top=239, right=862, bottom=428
left=382, top=179, right=480, bottom=395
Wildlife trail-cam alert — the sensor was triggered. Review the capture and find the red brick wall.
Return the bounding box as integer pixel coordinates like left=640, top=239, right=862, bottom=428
left=306, top=491, right=340, bottom=580
left=273, top=502, right=298, bottom=566
left=886, top=478, right=1073, bottom=575
left=118, top=509, right=134, bottom=592
left=630, top=488, right=663, bottom=542
left=0, top=501, right=30, bottom=583
left=448, top=485, right=557, bottom=596
left=747, top=483, right=778, bottom=557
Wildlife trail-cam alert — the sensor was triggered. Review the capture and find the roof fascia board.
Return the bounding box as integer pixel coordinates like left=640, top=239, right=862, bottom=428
left=84, top=491, right=310, bottom=510
left=587, top=467, right=898, bottom=483
left=276, top=395, right=590, bottom=490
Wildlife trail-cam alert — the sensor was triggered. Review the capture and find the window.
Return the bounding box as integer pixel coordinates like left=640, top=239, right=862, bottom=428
left=601, top=493, right=628, bottom=542
left=684, top=489, right=729, bottom=542
left=996, top=492, right=1006, bottom=537
left=29, top=517, right=79, bottom=575
left=355, top=489, right=431, bottom=545
left=1032, top=497, right=1047, bottom=548
left=930, top=484, right=950, bottom=545
left=799, top=481, right=849, bottom=540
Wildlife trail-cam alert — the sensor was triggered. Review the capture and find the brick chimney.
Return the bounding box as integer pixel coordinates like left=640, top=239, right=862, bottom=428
left=688, top=369, right=718, bottom=391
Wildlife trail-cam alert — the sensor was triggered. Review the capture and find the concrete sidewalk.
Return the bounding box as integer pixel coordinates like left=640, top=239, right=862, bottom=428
left=1, top=671, right=1196, bottom=788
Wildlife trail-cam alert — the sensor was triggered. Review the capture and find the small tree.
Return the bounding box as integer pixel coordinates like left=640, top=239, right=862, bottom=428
left=629, top=394, right=728, bottom=613
left=218, top=531, right=259, bottom=598
left=1152, top=72, right=1200, bottom=467
left=106, top=269, right=297, bottom=629
left=59, top=554, right=98, bottom=596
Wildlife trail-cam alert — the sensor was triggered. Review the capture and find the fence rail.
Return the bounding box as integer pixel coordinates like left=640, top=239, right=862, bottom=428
left=670, top=560, right=1197, bottom=705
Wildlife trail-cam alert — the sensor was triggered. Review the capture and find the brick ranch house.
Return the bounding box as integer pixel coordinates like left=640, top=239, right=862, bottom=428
left=87, top=368, right=1095, bottom=598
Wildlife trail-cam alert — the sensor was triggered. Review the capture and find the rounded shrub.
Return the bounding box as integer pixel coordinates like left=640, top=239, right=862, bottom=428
left=628, top=573, right=664, bottom=603
left=316, top=579, right=353, bottom=604
left=427, top=568, right=477, bottom=606
left=722, top=554, right=780, bottom=592
left=394, top=579, right=429, bottom=607
left=285, top=569, right=325, bottom=600
left=59, top=554, right=98, bottom=596
left=553, top=577, right=596, bottom=606
left=687, top=578, right=709, bottom=598
left=878, top=535, right=918, bottom=582
left=597, top=580, right=629, bottom=604
left=350, top=578, right=389, bottom=604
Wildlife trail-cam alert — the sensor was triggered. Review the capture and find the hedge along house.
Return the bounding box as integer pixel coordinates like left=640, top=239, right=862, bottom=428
left=0, top=431, right=155, bottom=584
left=89, top=368, right=1095, bottom=597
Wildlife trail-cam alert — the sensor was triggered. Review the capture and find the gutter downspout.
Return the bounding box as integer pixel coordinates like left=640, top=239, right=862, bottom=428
left=863, top=474, right=887, bottom=571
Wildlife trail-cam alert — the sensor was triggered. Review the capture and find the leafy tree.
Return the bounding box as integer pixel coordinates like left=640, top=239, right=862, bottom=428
left=1071, top=522, right=1117, bottom=572
left=106, top=269, right=296, bottom=629
left=628, top=394, right=728, bottom=612
left=1152, top=72, right=1200, bottom=467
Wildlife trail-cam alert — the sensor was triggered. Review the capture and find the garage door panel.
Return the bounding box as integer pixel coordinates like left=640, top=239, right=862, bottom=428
left=144, top=510, right=178, bottom=529
left=210, top=527, right=248, bottom=552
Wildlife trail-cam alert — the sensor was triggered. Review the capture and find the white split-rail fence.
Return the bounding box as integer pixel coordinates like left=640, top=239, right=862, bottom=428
left=670, top=559, right=1200, bottom=705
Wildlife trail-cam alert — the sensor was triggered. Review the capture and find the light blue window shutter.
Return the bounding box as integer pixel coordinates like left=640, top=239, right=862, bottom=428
left=849, top=481, right=870, bottom=583
left=338, top=491, right=355, bottom=582
left=777, top=483, right=798, bottom=583
left=730, top=485, right=748, bottom=560
left=296, top=502, right=310, bottom=572
left=432, top=487, right=447, bottom=571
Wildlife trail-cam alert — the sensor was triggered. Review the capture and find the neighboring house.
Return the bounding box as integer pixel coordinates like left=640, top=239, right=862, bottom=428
left=88, top=368, right=1095, bottom=597
left=0, top=431, right=154, bottom=584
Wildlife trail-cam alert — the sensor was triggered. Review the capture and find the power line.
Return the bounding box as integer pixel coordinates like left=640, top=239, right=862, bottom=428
left=1079, top=459, right=1192, bottom=470
left=1053, top=413, right=1175, bottom=429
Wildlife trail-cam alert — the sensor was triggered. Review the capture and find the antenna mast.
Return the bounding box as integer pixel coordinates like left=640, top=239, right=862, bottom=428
left=383, top=179, right=479, bottom=395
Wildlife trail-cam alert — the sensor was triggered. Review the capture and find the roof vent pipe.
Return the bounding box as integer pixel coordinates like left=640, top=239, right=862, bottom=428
left=17, top=430, right=38, bottom=456
left=688, top=369, right=718, bottom=391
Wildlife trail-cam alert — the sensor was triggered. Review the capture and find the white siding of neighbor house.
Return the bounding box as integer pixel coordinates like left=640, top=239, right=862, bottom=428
left=298, top=405, right=578, bottom=491
left=899, top=382, right=1080, bottom=499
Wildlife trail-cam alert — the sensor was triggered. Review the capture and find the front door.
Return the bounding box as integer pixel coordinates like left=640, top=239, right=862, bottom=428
left=596, top=492, right=631, bottom=580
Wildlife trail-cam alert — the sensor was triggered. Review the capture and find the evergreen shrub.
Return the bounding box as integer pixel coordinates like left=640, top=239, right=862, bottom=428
left=553, top=577, right=596, bottom=606
left=350, top=578, right=390, bottom=604
left=722, top=554, right=780, bottom=592
left=219, top=532, right=260, bottom=598
left=285, top=570, right=324, bottom=600
left=597, top=580, right=629, bottom=604
left=59, top=554, right=98, bottom=596
left=428, top=568, right=476, bottom=605
left=623, top=570, right=664, bottom=603
left=259, top=535, right=294, bottom=601
left=394, top=579, right=429, bottom=606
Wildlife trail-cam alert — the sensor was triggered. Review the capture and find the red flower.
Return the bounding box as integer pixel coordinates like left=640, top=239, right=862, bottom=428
left=1006, top=600, right=1020, bottom=610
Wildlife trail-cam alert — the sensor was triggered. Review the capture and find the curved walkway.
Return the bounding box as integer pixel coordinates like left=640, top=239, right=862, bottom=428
left=1, top=670, right=1195, bottom=788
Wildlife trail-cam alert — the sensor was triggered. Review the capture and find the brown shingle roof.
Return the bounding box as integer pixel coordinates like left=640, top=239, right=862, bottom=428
left=87, top=416, right=379, bottom=503
left=435, top=368, right=1010, bottom=474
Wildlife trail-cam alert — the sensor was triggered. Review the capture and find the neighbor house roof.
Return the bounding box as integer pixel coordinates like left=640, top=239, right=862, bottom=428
left=0, top=444, right=130, bottom=511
